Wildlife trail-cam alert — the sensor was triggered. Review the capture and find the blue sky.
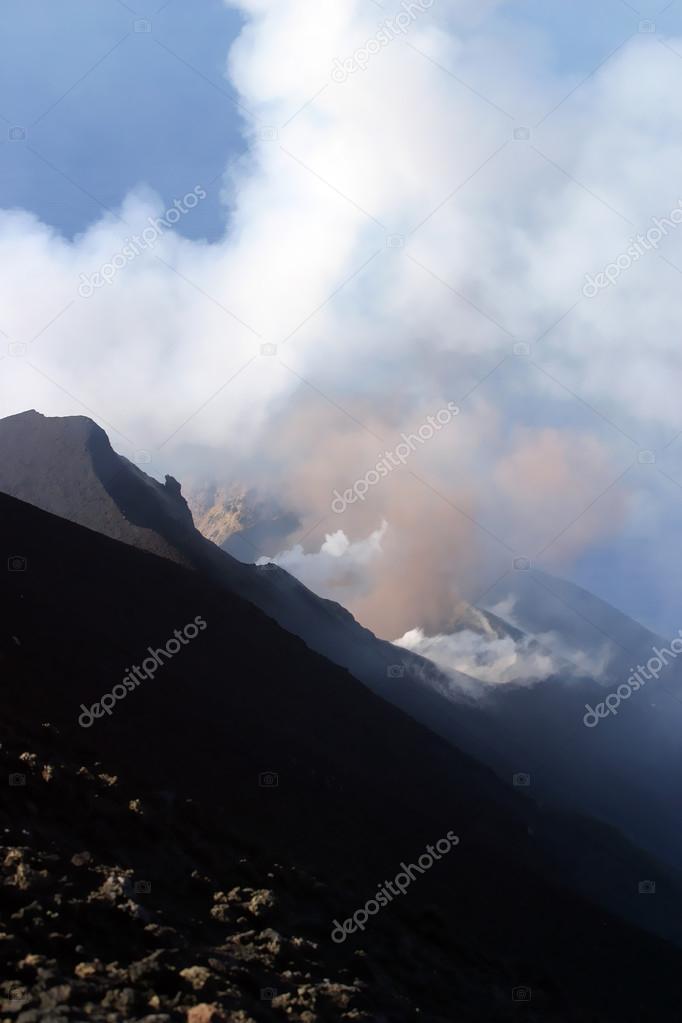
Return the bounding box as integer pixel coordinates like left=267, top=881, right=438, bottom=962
left=502, top=0, right=677, bottom=70
left=0, top=0, right=244, bottom=240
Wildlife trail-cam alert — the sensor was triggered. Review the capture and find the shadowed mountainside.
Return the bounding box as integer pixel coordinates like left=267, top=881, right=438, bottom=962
left=2, top=410, right=682, bottom=874
left=3, top=490, right=682, bottom=1020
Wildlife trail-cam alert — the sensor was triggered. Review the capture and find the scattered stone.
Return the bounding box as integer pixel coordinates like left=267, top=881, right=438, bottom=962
left=74, top=961, right=103, bottom=979
left=180, top=965, right=211, bottom=990
left=245, top=889, right=275, bottom=917
left=254, top=928, right=283, bottom=957
left=209, top=902, right=231, bottom=923
left=11, top=861, right=52, bottom=891
left=39, top=984, right=71, bottom=1009
left=94, top=870, right=133, bottom=902
left=101, top=985, right=139, bottom=1013
left=144, top=923, right=187, bottom=948
left=0, top=727, right=401, bottom=1022
left=4, top=847, right=24, bottom=869
left=97, top=773, right=118, bottom=787
left=17, top=953, right=46, bottom=972
left=186, top=1003, right=229, bottom=1023
left=16, top=1010, right=42, bottom=1023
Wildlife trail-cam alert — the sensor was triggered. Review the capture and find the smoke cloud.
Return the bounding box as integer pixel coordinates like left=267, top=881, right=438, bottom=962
left=395, top=612, right=614, bottom=689
left=1, top=0, right=679, bottom=642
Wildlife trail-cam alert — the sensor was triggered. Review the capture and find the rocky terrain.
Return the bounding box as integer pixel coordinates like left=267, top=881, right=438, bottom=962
left=1, top=698, right=680, bottom=1023
left=0, top=714, right=422, bottom=1023
left=183, top=483, right=251, bottom=549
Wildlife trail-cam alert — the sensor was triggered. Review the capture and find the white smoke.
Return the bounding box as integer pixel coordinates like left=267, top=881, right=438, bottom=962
left=257, top=521, right=387, bottom=601
left=395, top=622, right=613, bottom=687
left=395, top=626, right=559, bottom=685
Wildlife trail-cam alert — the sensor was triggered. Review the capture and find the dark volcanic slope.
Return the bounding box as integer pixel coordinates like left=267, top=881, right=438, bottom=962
left=0, top=413, right=523, bottom=843
left=3, top=411, right=682, bottom=874
left=0, top=410, right=474, bottom=717
left=0, top=411, right=191, bottom=566
left=2, top=490, right=682, bottom=1021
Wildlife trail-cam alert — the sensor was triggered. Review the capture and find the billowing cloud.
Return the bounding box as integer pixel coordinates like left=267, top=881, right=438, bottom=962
left=1, top=0, right=679, bottom=643
left=257, top=521, right=388, bottom=601
left=395, top=626, right=559, bottom=686
left=395, top=602, right=614, bottom=688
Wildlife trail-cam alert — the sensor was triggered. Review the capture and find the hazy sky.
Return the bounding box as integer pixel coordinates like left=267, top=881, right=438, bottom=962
left=3, top=0, right=682, bottom=642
